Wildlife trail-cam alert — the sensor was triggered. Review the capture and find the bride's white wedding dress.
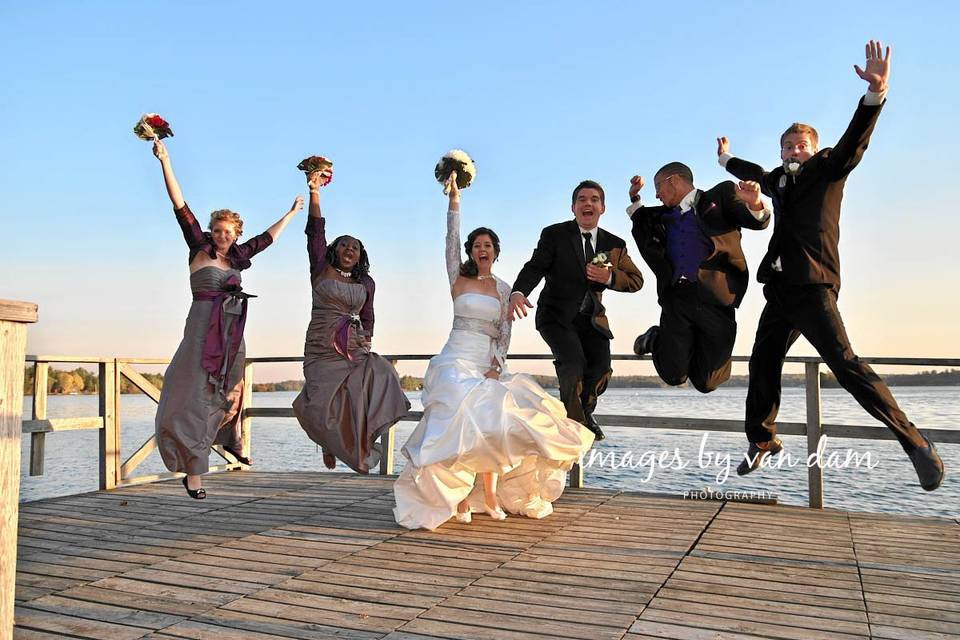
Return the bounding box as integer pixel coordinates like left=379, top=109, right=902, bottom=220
left=392, top=207, right=594, bottom=531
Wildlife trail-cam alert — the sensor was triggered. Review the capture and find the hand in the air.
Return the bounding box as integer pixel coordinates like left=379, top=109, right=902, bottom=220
left=717, top=136, right=730, bottom=157
left=734, top=181, right=762, bottom=209
left=152, top=139, right=169, bottom=162
left=854, top=39, right=891, bottom=93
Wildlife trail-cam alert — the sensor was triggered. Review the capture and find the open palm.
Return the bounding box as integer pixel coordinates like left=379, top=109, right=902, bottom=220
left=854, top=40, right=891, bottom=91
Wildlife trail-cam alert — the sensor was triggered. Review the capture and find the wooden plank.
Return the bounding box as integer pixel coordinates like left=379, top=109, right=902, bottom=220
left=240, top=361, right=254, bottom=463
left=2, top=316, right=30, bottom=639
left=120, top=435, right=157, bottom=480
left=19, top=594, right=185, bottom=631
left=118, top=362, right=162, bottom=403
left=0, top=300, right=38, bottom=323
left=13, top=606, right=147, bottom=640
left=29, top=362, right=48, bottom=476
left=21, top=416, right=104, bottom=433
left=98, top=361, right=119, bottom=491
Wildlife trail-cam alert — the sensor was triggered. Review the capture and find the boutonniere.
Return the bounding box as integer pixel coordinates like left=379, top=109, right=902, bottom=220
left=782, top=158, right=803, bottom=184
left=591, top=252, right=613, bottom=268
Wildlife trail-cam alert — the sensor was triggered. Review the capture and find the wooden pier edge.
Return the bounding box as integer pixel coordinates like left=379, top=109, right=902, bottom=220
left=0, top=299, right=37, bottom=639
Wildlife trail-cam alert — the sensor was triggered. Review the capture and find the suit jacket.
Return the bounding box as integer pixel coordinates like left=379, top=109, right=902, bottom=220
left=629, top=181, right=770, bottom=308
left=512, top=220, right=643, bottom=339
left=725, top=97, right=884, bottom=290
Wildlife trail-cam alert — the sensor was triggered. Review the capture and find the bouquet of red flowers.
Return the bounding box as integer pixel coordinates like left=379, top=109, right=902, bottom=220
left=297, top=155, right=334, bottom=187
left=133, top=113, right=174, bottom=140
left=435, top=149, right=476, bottom=195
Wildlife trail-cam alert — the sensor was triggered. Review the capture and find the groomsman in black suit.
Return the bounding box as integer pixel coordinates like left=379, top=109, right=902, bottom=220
left=510, top=180, right=644, bottom=440
left=627, top=164, right=770, bottom=392
left=720, top=40, right=944, bottom=490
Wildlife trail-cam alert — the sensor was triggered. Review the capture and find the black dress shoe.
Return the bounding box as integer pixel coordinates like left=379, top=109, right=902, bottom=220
left=223, top=445, right=252, bottom=466
left=736, top=438, right=784, bottom=476
left=584, top=415, right=606, bottom=441
left=909, top=435, right=945, bottom=491
left=633, top=326, right=659, bottom=356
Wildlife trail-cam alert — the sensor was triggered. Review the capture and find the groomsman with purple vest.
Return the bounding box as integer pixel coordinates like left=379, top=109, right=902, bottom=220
left=719, top=40, right=944, bottom=490
left=627, top=165, right=770, bottom=393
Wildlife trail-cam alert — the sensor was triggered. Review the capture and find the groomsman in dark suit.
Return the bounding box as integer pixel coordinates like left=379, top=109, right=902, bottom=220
left=627, top=163, right=770, bottom=392
left=510, top=180, right=644, bottom=440
left=720, top=40, right=944, bottom=490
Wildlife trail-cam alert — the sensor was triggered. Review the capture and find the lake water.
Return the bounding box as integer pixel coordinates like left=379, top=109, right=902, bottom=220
left=19, top=386, right=960, bottom=519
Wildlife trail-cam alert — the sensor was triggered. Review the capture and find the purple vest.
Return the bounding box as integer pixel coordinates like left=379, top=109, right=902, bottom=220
left=662, top=205, right=712, bottom=283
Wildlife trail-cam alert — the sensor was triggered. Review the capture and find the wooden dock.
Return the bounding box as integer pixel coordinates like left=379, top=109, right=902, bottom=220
left=12, top=472, right=960, bottom=640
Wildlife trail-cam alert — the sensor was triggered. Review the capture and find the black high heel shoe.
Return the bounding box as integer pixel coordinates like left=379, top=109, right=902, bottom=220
left=182, top=476, right=206, bottom=500
left=222, top=445, right=252, bottom=466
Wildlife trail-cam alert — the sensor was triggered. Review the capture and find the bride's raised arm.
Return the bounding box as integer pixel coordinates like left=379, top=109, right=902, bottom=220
left=444, top=173, right=462, bottom=289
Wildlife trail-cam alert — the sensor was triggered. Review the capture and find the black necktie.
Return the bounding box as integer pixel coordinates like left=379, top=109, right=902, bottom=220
left=582, top=231, right=595, bottom=264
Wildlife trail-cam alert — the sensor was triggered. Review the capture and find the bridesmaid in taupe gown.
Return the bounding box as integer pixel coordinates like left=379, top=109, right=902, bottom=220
left=292, top=169, right=410, bottom=472
left=152, top=139, right=302, bottom=499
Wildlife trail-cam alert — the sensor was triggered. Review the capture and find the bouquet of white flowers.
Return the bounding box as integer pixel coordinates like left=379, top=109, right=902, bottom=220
left=435, top=149, right=476, bottom=195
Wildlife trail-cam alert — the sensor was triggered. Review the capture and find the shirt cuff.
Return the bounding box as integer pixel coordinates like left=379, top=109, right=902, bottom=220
left=605, top=272, right=613, bottom=286
left=750, top=201, right=771, bottom=221
left=864, top=88, right=887, bottom=106
left=626, top=200, right=643, bottom=218
left=718, top=153, right=733, bottom=168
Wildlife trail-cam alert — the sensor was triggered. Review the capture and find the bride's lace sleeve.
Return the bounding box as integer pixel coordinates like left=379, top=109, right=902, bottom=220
left=494, top=278, right=512, bottom=371
left=445, top=208, right=462, bottom=288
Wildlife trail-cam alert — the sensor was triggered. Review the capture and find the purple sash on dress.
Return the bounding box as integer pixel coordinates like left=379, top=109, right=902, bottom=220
left=333, top=314, right=362, bottom=362
left=193, top=275, right=255, bottom=387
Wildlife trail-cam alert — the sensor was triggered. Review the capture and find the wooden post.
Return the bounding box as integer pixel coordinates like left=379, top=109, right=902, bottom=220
left=568, top=461, right=583, bottom=489
left=805, top=361, right=824, bottom=509
left=379, top=427, right=395, bottom=475
left=29, top=362, right=48, bottom=476
left=378, top=357, right=400, bottom=475
left=240, top=361, right=254, bottom=464
left=98, top=359, right=119, bottom=490
left=0, top=299, right=38, bottom=638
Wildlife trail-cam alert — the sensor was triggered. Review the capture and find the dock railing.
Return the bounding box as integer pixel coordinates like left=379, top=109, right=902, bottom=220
left=20, top=353, right=960, bottom=509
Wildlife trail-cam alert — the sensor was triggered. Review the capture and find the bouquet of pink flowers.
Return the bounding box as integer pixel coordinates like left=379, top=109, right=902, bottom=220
left=297, top=155, right=334, bottom=187
left=133, top=113, right=174, bottom=140
left=435, top=149, right=476, bottom=195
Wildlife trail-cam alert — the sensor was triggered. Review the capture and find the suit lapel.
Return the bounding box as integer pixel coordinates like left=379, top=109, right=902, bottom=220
left=595, top=227, right=610, bottom=252
left=568, top=221, right=586, bottom=266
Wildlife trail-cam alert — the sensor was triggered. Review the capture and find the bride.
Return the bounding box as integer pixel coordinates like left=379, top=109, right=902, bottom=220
left=393, top=173, right=595, bottom=530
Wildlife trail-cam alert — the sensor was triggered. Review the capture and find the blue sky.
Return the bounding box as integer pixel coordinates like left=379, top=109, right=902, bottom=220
left=2, top=1, right=958, bottom=380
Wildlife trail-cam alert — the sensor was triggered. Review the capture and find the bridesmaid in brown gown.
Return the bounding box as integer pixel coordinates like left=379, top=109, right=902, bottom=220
left=152, top=139, right=302, bottom=499
left=292, top=169, right=410, bottom=472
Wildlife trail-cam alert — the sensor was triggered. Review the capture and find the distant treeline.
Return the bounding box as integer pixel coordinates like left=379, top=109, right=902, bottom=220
left=23, top=366, right=164, bottom=395
left=26, top=366, right=960, bottom=395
